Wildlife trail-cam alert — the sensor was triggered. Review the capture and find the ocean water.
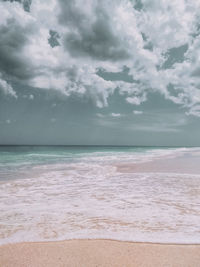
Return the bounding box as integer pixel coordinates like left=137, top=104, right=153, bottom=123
left=0, top=146, right=200, bottom=244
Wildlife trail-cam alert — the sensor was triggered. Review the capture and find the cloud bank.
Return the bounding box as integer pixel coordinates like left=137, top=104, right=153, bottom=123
left=1, top=0, right=200, bottom=115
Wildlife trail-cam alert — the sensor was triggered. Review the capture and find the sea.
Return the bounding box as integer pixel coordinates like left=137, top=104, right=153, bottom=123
left=0, top=146, right=200, bottom=245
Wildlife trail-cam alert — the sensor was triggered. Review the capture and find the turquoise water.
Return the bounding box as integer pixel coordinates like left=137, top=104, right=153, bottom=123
left=0, top=145, right=158, bottom=164
left=0, top=145, right=172, bottom=180
left=1, top=146, right=200, bottom=244
left=0, top=145, right=147, bottom=164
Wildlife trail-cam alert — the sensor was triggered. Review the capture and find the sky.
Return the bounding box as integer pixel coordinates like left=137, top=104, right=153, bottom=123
left=0, top=0, right=200, bottom=146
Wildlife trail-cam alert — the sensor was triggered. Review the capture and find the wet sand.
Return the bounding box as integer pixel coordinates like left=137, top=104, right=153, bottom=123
left=117, top=153, right=200, bottom=174
left=1, top=239, right=200, bottom=267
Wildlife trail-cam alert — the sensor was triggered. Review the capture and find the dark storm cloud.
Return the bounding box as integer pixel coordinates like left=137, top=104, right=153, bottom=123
left=58, top=0, right=129, bottom=61
left=1, top=0, right=200, bottom=118
left=0, top=18, right=34, bottom=81
left=3, top=0, right=32, bottom=12
left=133, top=0, right=143, bottom=11
left=57, top=0, right=85, bottom=28
left=23, top=0, right=31, bottom=12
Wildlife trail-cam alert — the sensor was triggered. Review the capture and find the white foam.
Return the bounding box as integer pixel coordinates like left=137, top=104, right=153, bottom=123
left=1, top=158, right=200, bottom=245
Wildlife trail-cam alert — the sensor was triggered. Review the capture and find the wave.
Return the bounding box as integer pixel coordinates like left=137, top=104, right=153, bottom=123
left=1, top=147, right=200, bottom=244
left=1, top=165, right=200, bottom=244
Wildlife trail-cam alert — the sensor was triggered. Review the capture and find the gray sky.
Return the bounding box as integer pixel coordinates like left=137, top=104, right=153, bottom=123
left=0, top=0, right=200, bottom=146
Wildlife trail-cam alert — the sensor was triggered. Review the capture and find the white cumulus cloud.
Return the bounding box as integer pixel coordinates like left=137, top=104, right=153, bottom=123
left=1, top=0, right=200, bottom=115
left=0, top=73, right=17, bottom=98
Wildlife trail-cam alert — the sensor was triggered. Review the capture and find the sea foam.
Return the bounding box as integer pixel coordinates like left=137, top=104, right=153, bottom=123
left=0, top=147, right=200, bottom=245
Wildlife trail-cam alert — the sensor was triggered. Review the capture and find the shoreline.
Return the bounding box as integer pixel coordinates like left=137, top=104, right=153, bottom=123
left=2, top=237, right=200, bottom=246
left=1, top=239, right=200, bottom=267
left=1, top=148, right=200, bottom=266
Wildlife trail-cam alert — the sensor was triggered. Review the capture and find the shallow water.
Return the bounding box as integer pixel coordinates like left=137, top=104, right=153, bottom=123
left=0, top=146, right=200, bottom=244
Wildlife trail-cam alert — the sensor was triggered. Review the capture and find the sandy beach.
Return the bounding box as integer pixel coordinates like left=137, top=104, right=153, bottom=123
left=1, top=0, right=200, bottom=263
left=1, top=148, right=200, bottom=266
left=1, top=239, right=200, bottom=267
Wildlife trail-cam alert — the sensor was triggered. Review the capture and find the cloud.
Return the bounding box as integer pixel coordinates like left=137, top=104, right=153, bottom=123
left=1, top=0, right=200, bottom=116
left=131, top=124, right=180, bottom=133
left=133, top=110, right=143, bottom=115
left=185, top=105, right=200, bottom=117
left=110, top=113, right=121, bottom=117
left=59, top=0, right=130, bottom=61
left=126, top=95, right=146, bottom=105
left=96, top=112, right=122, bottom=118
left=3, top=0, right=32, bottom=12
left=0, top=73, right=17, bottom=97
left=0, top=17, right=33, bottom=81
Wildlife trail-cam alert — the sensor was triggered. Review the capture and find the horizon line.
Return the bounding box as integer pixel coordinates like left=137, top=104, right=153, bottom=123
left=0, top=144, right=199, bottom=148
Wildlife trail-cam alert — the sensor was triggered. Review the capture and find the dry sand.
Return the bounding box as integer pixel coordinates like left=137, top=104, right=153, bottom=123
left=1, top=239, right=200, bottom=267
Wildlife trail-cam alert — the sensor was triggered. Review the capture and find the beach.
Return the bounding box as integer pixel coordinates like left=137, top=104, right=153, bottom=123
left=1, top=0, right=200, bottom=265
left=1, top=146, right=200, bottom=266
left=1, top=239, right=200, bottom=267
